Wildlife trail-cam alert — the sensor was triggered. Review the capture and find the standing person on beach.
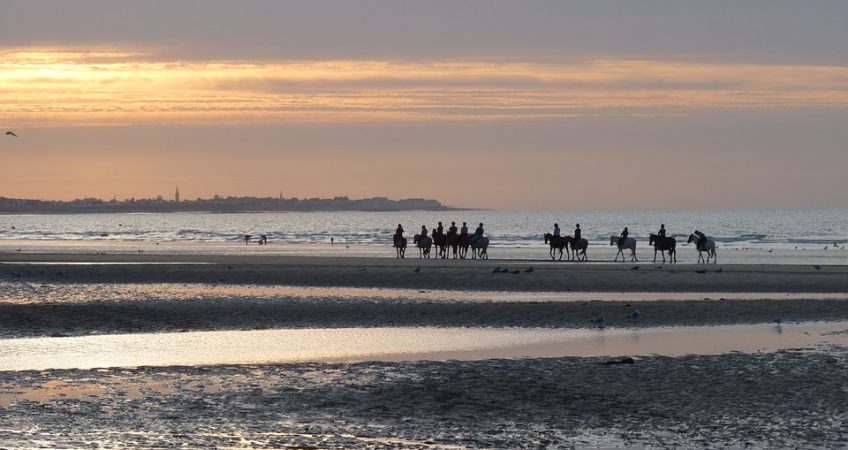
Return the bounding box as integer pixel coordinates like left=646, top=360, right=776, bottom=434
left=658, top=224, right=666, bottom=239
left=553, top=223, right=561, bottom=237
left=574, top=224, right=581, bottom=241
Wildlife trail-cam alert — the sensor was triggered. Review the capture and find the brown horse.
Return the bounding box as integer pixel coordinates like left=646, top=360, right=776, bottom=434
left=446, top=230, right=460, bottom=259
left=648, top=234, right=676, bottom=263
left=393, top=234, right=407, bottom=258
left=432, top=228, right=447, bottom=259
left=544, top=233, right=569, bottom=261
left=569, top=236, right=588, bottom=261
left=458, top=233, right=470, bottom=259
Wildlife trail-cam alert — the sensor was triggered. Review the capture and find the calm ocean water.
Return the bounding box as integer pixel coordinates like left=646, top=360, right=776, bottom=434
left=0, top=209, right=847, bottom=263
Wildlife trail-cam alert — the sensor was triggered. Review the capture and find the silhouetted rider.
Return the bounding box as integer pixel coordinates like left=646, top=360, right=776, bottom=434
left=694, top=230, right=707, bottom=250
left=618, top=227, right=629, bottom=247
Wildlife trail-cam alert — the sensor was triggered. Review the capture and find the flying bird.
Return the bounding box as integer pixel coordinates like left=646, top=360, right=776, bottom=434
left=5, top=131, right=18, bottom=137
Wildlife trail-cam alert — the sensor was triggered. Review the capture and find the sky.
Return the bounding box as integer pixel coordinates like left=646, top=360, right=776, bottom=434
left=1, top=0, right=847, bottom=210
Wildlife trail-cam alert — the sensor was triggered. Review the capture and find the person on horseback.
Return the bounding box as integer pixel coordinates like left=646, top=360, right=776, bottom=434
left=395, top=224, right=404, bottom=238
left=472, top=223, right=484, bottom=243
left=574, top=224, right=581, bottom=241
left=553, top=223, right=561, bottom=237
left=658, top=224, right=666, bottom=239
left=436, top=222, right=444, bottom=236
left=420, top=225, right=428, bottom=238
left=618, top=227, right=629, bottom=248
left=449, top=221, right=457, bottom=234
left=460, top=222, right=468, bottom=236
left=694, top=230, right=707, bottom=250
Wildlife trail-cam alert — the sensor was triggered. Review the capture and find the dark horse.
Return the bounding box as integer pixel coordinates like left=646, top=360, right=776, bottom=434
left=413, top=234, right=432, bottom=258
left=570, top=236, right=588, bottom=261
left=446, top=230, right=460, bottom=259
left=544, top=233, right=569, bottom=261
left=458, top=233, right=471, bottom=259
left=393, top=234, right=407, bottom=258
left=648, top=234, right=676, bottom=263
left=432, top=228, right=447, bottom=259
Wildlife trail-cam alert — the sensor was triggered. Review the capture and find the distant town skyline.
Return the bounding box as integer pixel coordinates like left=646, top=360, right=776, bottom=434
left=2, top=1, right=848, bottom=209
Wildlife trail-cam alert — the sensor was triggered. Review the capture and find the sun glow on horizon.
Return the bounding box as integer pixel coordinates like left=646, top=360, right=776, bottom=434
left=3, top=47, right=848, bottom=127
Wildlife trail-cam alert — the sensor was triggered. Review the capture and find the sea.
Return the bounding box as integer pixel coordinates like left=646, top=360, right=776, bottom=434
left=0, top=208, right=847, bottom=264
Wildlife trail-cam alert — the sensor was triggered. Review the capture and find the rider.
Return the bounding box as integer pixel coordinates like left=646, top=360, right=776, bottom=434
left=618, top=227, right=629, bottom=248
left=436, top=221, right=444, bottom=236
left=658, top=224, right=666, bottom=239
left=395, top=223, right=404, bottom=238
left=449, top=221, right=458, bottom=235
left=553, top=223, right=561, bottom=237
left=694, top=230, right=707, bottom=250
left=472, top=222, right=484, bottom=243
left=420, top=225, right=428, bottom=239
left=460, top=222, right=468, bottom=236
left=574, top=224, right=582, bottom=241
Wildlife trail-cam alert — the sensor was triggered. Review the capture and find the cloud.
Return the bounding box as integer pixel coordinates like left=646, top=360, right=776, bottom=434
left=3, top=48, right=848, bottom=126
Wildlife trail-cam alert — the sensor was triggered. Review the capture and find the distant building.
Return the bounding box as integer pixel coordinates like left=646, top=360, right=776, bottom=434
left=175, top=186, right=180, bottom=203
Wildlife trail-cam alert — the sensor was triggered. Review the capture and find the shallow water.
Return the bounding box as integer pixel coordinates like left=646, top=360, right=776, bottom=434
left=1, top=322, right=846, bottom=371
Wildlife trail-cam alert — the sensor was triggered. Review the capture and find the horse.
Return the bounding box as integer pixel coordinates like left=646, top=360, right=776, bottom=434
left=393, top=234, right=407, bottom=259
left=569, top=236, right=588, bottom=261
left=446, top=230, right=460, bottom=259
left=470, top=236, right=489, bottom=259
left=648, top=234, right=676, bottom=263
left=544, top=233, right=569, bottom=261
left=413, top=234, right=432, bottom=258
left=458, top=233, right=470, bottom=259
left=432, top=228, right=447, bottom=259
left=610, top=236, right=638, bottom=262
left=687, top=234, right=717, bottom=263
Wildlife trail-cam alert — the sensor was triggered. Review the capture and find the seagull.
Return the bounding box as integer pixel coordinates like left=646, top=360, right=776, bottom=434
left=626, top=308, right=640, bottom=320
left=590, top=315, right=607, bottom=327
left=5, top=131, right=18, bottom=137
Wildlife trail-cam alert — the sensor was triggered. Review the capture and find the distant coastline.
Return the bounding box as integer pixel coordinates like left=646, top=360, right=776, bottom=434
left=0, top=195, right=470, bottom=214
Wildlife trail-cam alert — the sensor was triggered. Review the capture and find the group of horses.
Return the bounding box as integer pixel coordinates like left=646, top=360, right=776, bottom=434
left=393, top=228, right=489, bottom=259
left=546, top=232, right=718, bottom=263
left=394, top=228, right=718, bottom=263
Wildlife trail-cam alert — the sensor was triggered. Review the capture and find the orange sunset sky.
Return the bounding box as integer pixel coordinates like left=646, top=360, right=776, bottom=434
left=2, top=1, right=847, bottom=209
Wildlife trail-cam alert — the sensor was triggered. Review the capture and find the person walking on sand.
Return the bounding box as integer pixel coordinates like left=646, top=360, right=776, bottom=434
left=243, top=234, right=251, bottom=245
left=330, top=236, right=334, bottom=245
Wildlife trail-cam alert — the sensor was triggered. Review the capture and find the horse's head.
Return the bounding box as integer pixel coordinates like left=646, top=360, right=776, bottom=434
left=544, top=233, right=551, bottom=243
left=649, top=234, right=656, bottom=245
left=609, top=236, right=617, bottom=245
left=687, top=234, right=695, bottom=243
left=413, top=234, right=421, bottom=244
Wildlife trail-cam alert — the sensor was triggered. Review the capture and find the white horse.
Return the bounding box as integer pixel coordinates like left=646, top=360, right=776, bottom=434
left=687, top=234, right=717, bottom=263
left=610, top=236, right=638, bottom=262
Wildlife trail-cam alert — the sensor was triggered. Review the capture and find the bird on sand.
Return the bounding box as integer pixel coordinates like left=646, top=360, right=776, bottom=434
left=5, top=131, right=18, bottom=137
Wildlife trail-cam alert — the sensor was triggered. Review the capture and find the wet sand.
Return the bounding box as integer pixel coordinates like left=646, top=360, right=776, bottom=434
left=2, top=252, right=847, bottom=447
left=3, top=252, right=848, bottom=292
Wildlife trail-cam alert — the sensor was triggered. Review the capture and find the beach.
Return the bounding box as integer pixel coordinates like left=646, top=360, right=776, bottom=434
left=2, top=251, right=848, bottom=447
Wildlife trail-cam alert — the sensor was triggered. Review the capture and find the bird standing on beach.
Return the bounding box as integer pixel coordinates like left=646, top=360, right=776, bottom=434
left=5, top=131, right=18, bottom=137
